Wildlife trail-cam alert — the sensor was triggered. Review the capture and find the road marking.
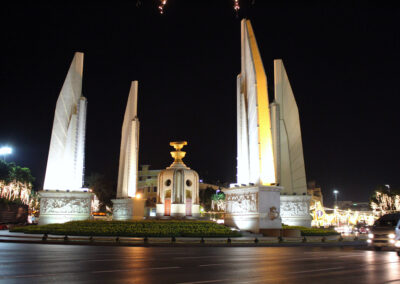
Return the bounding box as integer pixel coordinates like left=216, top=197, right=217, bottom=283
left=177, top=279, right=233, bottom=284
left=289, top=266, right=345, bottom=274
left=13, top=274, right=57, bottom=278
left=175, top=256, right=215, bottom=259
left=92, top=266, right=180, bottom=274
left=199, top=264, right=224, bottom=267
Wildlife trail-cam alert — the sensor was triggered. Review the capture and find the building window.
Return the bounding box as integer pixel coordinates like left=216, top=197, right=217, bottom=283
left=165, top=179, right=171, bottom=186
left=148, top=188, right=150, bottom=193
left=153, top=187, right=157, bottom=192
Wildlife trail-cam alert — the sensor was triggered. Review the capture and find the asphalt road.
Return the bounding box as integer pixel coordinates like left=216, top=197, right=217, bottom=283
left=0, top=243, right=399, bottom=284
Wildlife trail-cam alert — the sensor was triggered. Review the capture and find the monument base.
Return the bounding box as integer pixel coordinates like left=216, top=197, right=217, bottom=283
left=112, top=198, right=145, bottom=221
left=280, top=195, right=312, bottom=227
left=38, top=190, right=93, bottom=225
left=155, top=203, right=201, bottom=219
left=224, top=185, right=282, bottom=233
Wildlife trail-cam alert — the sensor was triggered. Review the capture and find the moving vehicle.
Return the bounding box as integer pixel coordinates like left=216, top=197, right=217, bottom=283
left=368, top=213, right=400, bottom=253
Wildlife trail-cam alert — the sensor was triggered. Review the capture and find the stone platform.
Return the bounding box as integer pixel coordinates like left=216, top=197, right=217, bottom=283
left=280, top=195, right=312, bottom=227
left=112, top=198, right=145, bottom=221
left=224, top=185, right=282, bottom=233
left=38, top=190, right=93, bottom=225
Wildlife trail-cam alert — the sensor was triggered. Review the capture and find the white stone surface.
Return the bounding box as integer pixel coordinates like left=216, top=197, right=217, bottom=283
left=280, top=195, right=312, bottom=227
left=117, top=81, right=140, bottom=198
left=43, top=52, right=87, bottom=191
left=112, top=198, right=145, bottom=221
left=273, top=59, right=307, bottom=196
left=224, top=186, right=282, bottom=233
left=236, top=19, right=276, bottom=186
left=38, top=190, right=93, bottom=225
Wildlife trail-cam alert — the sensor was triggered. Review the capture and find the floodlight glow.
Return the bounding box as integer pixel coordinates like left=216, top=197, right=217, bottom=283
left=368, top=233, right=374, bottom=239
left=333, top=190, right=339, bottom=194
left=389, top=233, right=395, bottom=239
left=0, top=147, right=12, bottom=155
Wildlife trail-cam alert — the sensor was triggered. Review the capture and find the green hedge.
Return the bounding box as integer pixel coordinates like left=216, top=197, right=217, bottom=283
left=11, top=220, right=241, bottom=237
left=282, top=225, right=339, bottom=236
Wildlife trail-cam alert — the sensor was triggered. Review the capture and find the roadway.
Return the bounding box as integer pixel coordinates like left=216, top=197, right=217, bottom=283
left=0, top=243, right=399, bottom=283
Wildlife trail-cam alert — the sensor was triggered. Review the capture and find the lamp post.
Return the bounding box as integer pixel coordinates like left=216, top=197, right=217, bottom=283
left=333, top=189, right=339, bottom=208
left=0, top=147, right=12, bottom=162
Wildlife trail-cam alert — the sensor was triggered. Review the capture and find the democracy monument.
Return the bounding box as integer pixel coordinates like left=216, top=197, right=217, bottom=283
left=112, top=81, right=145, bottom=221
left=38, top=19, right=311, bottom=230
left=39, top=52, right=92, bottom=225
left=225, top=19, right=311, bottom=232
left=156, top=141, right=200, bottom=218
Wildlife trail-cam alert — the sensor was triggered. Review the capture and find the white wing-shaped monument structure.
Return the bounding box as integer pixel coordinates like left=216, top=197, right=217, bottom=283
left=43, top=52, right=87, bottom=191
left=271, top=59, right=311, bottom=227
left=225, top=20, right=282, bottom=233
left=112, top=81, right=145, bottom=220
left=39, top=52, right=92, bottom=225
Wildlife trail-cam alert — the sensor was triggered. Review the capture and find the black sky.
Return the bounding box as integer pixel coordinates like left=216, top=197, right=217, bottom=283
left=1, top=1, right=399, bottom=206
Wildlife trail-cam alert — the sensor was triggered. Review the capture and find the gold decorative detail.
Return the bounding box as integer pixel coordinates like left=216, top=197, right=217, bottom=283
left=170, top=141, right=187, bottom=164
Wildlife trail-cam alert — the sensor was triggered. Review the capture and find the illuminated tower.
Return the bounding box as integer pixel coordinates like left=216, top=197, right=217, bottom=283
left=112, top=81, right=145, bottom=221
left=236, top=19, right=276, bottom=186
left=43, top=52, right=87, bottom=191
left=117, top=81, right=140, bottom=198
left=39, top=52, right=92, bottom=225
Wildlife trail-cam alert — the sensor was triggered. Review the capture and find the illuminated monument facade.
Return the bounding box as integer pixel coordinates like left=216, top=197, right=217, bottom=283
left=156, top=142, right=200, bottom=218
left=112, top=81, right=145, bottom=220
left=226, top=20, right=311, bottom=231
left=224, top=20, right=282, bottom=233
left=39, top=52, right=93, bottom=225
left=271, top=60, right=311, bottom=227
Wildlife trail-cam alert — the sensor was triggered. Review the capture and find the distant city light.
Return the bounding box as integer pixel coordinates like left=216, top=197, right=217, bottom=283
left=158, top=0, right=167, bottom=14
left=333, top=189, right=339, bottom=194
left=0, top=147, right=12, bottom=155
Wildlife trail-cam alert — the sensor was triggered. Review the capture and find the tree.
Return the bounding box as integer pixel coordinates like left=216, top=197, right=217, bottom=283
left=199, top=187, right=216, bottom=212
left=0, top=160, right=34, bottom=206
left=370, top=184, right=400, bottom=216
left=85, top=173, right=115, bottom=211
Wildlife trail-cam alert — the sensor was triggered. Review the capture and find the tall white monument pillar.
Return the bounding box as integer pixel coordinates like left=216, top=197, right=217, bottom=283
left=39, top=52, right=93, bottom=225
left=272, top=59, right=311, bottom=227
left=225, top=19, right=282, bottom=234
left=112, top=81, right=145, bottom=220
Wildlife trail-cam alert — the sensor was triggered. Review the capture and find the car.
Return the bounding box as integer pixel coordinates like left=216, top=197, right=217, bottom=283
left=368, top=213, right=400, bottom=252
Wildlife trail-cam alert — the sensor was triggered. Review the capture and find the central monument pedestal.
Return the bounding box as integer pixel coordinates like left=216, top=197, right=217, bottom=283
left=38, top=191, right=93, bottom=225
left=224, top=185, right=282, bottom=233
left=280, top=195, right=312, bottom=227
left=112, top=198, right=145, bottom=221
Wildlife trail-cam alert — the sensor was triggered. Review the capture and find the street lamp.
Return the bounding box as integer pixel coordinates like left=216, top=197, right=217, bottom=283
left=333, top=189, right=339, bottom=208
left=0, top=146, right=12, bottom=162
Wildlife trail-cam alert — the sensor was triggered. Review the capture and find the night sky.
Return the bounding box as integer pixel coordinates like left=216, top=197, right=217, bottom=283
left=1, top=1, right=399, bottom=206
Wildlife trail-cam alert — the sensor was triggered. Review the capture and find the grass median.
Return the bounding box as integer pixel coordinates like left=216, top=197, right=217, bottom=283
left=10, top=220, right=242, bottom=237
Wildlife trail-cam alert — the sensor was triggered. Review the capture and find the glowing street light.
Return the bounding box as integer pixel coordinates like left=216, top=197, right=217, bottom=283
left=0, top=146, right=12, bottom=161
left=333, top=189, right=339, bottom=207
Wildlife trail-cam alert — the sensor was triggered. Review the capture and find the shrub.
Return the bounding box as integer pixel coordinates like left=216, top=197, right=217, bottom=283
left=11, top=220, right=241, bottom=237
left=282, top=225, right=339, bottom=236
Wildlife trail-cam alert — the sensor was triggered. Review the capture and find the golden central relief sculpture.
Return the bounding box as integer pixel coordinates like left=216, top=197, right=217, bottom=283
left=156, top=142, right=200, bottom=218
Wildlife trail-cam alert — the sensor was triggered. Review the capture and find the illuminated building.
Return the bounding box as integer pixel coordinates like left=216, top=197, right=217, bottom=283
left=39, top=52, right=93, bottom=225
left=137, top=165, right=161, bottom=217
left=156, top=142, right=200, bottom=218
left=112, top=81, right=145, bottom=220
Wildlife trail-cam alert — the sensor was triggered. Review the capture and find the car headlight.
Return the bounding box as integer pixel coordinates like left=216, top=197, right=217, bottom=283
left=368, top=233, right=374, bottom=239
left=389, top=233, right=395, bottom=239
